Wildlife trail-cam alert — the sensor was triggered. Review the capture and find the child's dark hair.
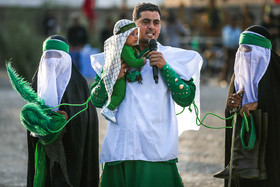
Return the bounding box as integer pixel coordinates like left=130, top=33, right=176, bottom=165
left=132, top=3, right=161, bottom=22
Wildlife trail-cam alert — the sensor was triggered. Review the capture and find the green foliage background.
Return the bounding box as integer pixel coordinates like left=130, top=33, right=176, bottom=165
left=0, top=8, right=47, bottom=81
left=0, top=6, right=136, bottom=82
left=0, top=6, right=84, bottom=81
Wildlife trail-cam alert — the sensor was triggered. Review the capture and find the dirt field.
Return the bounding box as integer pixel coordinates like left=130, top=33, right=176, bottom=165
left=0, top=69, right=227, bottom=187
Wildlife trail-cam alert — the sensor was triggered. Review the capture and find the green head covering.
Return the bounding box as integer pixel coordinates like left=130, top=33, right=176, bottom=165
left=239, top=32, right=272, bottom=49
left=239, top=25, right=272, bottom=49
left=42, top=38, right=69, bottom=53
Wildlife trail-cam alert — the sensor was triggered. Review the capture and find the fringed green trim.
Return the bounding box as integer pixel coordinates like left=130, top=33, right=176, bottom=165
left=6, top=62, right=46, bottom=107
left=20, top=103, right=51, bottom=136
left=7, top=62, right=91, bottom=139
left=20, top=102, right=67, bottom=137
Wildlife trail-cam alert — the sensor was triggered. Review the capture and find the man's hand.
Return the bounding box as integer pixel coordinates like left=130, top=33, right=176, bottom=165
left=56, top=110, right=68, bottom=120
left=117, top=63, right=130, bottom=80
left=147, top=51, right=166, bottom=69
left=240, top=102, right=258, bottom=118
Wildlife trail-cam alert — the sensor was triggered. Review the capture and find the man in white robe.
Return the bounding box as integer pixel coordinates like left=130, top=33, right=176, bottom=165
left=90, top=3, right=202, bottom=186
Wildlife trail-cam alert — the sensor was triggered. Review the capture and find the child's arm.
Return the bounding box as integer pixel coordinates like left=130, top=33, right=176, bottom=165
left=121, top=45, right=145, bottom=68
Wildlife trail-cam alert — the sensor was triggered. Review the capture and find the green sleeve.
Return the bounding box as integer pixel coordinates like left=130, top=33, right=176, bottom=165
left=160, top=63, right=196, bottom=107
left=90, top=75, right=108, bottom=108
left=121, top=45, right=144, bottom=68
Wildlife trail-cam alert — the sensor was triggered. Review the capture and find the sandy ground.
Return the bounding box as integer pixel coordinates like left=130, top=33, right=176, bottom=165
left=0, top=69, right=228, bottom=187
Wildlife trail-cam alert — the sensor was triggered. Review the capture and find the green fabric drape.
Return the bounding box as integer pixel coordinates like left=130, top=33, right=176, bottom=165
left=100, top=160, right=183, bottom=187
left=33, top=141, right=47, bottom=187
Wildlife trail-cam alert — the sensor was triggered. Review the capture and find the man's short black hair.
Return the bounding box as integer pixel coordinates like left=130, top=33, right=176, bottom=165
left=132, top=3, right=161, bottom=22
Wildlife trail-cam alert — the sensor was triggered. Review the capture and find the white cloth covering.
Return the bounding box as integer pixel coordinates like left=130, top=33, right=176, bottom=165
left=37, top=50, right=72, bottom=111
left=234, top=33, right=270, bottom=105
left=91, top=42, right=202, bottom=163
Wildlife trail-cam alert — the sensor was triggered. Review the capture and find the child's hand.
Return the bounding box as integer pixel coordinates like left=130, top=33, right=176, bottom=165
left=142, top=57, right=147, bottom=65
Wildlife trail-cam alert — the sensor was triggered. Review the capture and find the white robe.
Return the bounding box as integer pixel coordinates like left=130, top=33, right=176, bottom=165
left=91, top=43, right=202, bottom=163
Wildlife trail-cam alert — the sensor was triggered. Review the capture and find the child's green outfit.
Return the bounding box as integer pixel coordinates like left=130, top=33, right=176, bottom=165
left=101, top=19, right=144, bottom=123
left=106, top=45, right=144, bottom=111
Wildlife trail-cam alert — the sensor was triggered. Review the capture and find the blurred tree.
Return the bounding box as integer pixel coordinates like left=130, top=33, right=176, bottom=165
left=0, top=8, right=43, bottom=81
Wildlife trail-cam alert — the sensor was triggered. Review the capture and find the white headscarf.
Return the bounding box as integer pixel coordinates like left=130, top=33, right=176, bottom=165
left=37, top=49, right=72, bottom=111
left=234, top=31, right=271, bottom=105
left=102, top=19, right=139, bottom=100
